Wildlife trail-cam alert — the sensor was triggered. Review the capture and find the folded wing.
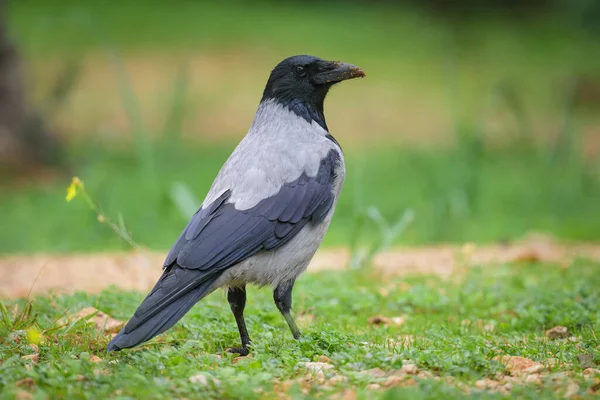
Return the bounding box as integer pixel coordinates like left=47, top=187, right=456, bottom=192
left=164, top=148, right=340, bottom=272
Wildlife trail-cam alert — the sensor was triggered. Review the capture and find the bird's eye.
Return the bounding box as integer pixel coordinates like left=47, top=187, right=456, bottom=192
left=296, top=66, right=307, bottom=77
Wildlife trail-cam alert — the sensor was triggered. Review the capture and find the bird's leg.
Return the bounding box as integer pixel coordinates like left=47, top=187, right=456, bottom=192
left=227, top=286, right=251, bottom=356
left=273, top=279, right=301, bottom=340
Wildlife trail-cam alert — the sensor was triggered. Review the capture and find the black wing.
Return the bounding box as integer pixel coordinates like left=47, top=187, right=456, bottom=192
left=164, top=148, right=340, bottom=272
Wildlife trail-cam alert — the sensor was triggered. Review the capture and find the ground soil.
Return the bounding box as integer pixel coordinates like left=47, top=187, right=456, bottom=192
left=2, top=238, right=599, bottom=298
left=28, top=52, right=600, bottom=152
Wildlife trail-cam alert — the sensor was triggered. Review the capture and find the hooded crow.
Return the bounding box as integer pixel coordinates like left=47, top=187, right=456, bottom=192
left=107, top=55, right=365, bottom=354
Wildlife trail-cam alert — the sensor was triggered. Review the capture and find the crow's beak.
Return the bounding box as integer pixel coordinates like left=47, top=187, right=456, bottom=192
left=312, top=61, right=366, bottom=85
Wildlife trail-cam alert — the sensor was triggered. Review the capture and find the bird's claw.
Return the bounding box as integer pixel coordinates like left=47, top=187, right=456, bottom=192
left=227, top=347, right=250, bottom=357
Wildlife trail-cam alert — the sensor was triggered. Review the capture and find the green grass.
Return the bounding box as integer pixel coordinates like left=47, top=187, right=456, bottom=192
left=2, top=1, right=598, bottom=255
left=1, top=261, right=599, bottom=398
left=2, top=2, right=599, bottom=398
left=2, top=138, right=599, bottom=254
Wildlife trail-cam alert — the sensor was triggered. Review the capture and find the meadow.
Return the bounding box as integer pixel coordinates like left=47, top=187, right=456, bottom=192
left=2, top=260, right=599, bottom=399
left=1, top=1, right=600, bottom=398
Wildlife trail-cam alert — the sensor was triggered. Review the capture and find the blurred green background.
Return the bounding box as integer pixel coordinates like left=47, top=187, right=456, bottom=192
left=1, top=0, right=599, bottom=254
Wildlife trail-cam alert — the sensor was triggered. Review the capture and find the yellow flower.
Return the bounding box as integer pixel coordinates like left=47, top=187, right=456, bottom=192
left=26, top=326, right=42, bottom=345
left=66, top=177, right=83, bottom=202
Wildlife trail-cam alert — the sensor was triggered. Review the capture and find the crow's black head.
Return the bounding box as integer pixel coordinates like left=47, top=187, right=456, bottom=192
left=261, top=55, right=365, bottom=131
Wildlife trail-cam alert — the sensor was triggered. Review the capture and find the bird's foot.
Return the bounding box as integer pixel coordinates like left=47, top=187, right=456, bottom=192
left=227, top=347, right=250, bottom=357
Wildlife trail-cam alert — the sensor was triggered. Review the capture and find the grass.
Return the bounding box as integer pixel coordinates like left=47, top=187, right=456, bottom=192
left=2, top=2, right=599, bottom=398
left=1, top=1, right=598, bottom=255
left=2, top=137, right=599, bottom=254
left=3, top=0, right=599, bottom=254
left=1, top=260, right=599, bottom=398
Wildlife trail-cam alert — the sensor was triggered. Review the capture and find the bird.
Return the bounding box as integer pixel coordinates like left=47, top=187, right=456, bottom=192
left=107, top=55, right=365, bottom=354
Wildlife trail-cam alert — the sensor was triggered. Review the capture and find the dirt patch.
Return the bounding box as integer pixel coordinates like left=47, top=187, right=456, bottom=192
left=31, top=50, right=456, bottom=145
left=0, top=251, right=162, bottom=298
left=1, top=238, right=599, bottom=298
left=27, top=51, right=600, bottom=150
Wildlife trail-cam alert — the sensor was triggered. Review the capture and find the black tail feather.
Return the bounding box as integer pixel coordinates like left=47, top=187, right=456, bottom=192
left=107, top=266, right=219, bottom=351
